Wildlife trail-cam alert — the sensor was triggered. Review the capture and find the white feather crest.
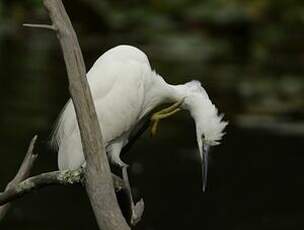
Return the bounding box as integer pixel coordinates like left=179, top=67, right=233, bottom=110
left=184, top=80, right=228, bottom=145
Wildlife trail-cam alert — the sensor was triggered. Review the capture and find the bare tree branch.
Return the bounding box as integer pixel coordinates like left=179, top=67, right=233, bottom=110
left=42, top=0, right=130, bottom=229
left=0, top=135, right=38, bottom=221
left=0, top=140, right=135, bottom=225
left=0, top=169, right=82, bottom=206
left=0, top=168, right=126, bottom=207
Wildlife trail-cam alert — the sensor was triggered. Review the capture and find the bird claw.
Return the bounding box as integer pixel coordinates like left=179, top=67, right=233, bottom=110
left=149, top=98, right=185, bottom=136
left=150, top=117, right=159, bottom=137
left=130, top=198, right=145, bottom=226
left=121, top=166, right=145, bottom=226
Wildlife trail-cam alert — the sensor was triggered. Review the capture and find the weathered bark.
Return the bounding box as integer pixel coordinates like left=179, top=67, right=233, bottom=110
left=0, top=168, right=126, bottom=206
left=42, top=0, right=130, bottom=229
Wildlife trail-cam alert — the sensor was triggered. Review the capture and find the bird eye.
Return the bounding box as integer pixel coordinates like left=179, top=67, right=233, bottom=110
left=201, top=134, right=205, bottom=140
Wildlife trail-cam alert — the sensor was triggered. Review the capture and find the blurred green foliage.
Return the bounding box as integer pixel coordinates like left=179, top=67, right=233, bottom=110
left=0, top=0, right=303, bottom=119
left=27, top=0, right=42, bottom=7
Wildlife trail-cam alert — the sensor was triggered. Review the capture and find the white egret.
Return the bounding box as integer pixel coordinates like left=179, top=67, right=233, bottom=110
left=52, top=45, right=227, bottom=192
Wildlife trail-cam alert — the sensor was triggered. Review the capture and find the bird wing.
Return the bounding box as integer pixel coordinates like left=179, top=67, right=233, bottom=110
left=121, top=115, right=150, bottom=155
left=52, top=45, right=155, bottom=170
left=52, top=46, right=153, bottom=150
left=91, top=59, right=150, bottom=144
left=54, top=60, right=149, bottom=145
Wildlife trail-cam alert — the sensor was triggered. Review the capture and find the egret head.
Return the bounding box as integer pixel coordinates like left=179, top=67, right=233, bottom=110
left=183, top=81, right=228, bottom=191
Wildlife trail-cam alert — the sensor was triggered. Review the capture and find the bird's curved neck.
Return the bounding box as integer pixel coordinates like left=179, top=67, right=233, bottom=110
left=140, top=73, right=188, bottom=117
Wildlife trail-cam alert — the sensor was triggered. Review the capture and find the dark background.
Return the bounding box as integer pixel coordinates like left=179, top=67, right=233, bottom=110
left=0, top=0, right=303, bottom=229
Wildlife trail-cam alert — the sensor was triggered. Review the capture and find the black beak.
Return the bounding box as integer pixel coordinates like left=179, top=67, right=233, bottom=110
left=201, top=144, right=210, bottom=192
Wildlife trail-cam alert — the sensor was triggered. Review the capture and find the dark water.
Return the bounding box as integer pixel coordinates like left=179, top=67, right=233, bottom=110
left=0, top=27, right=304, bottom=230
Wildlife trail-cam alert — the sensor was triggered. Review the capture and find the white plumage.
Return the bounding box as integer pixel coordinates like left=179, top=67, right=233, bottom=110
left=52, top=45, right=227, bottom=189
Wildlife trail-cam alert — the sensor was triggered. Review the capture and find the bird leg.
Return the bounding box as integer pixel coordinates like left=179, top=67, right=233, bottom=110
left=122, top=166, right=144, bottom=226
left=150, top=99, right=184, bottom=136
left=122, top=166, right=133, bottom=203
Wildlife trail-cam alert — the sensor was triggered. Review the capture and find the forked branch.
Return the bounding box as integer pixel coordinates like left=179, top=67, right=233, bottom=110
left=0, top=138, right=133, bottom=225
left=0, top=136, right=38, bottom=221
left=0, top=1, right=143, bottom=228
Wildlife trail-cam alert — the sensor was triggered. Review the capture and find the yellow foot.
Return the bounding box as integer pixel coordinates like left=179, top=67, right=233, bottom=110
left=150, top=99, right=184, bottom=136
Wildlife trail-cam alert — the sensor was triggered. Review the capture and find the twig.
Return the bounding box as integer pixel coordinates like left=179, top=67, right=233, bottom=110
left=0, top=136, right=38, bottom=221
left=23, top=23, right=57, bottom=31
